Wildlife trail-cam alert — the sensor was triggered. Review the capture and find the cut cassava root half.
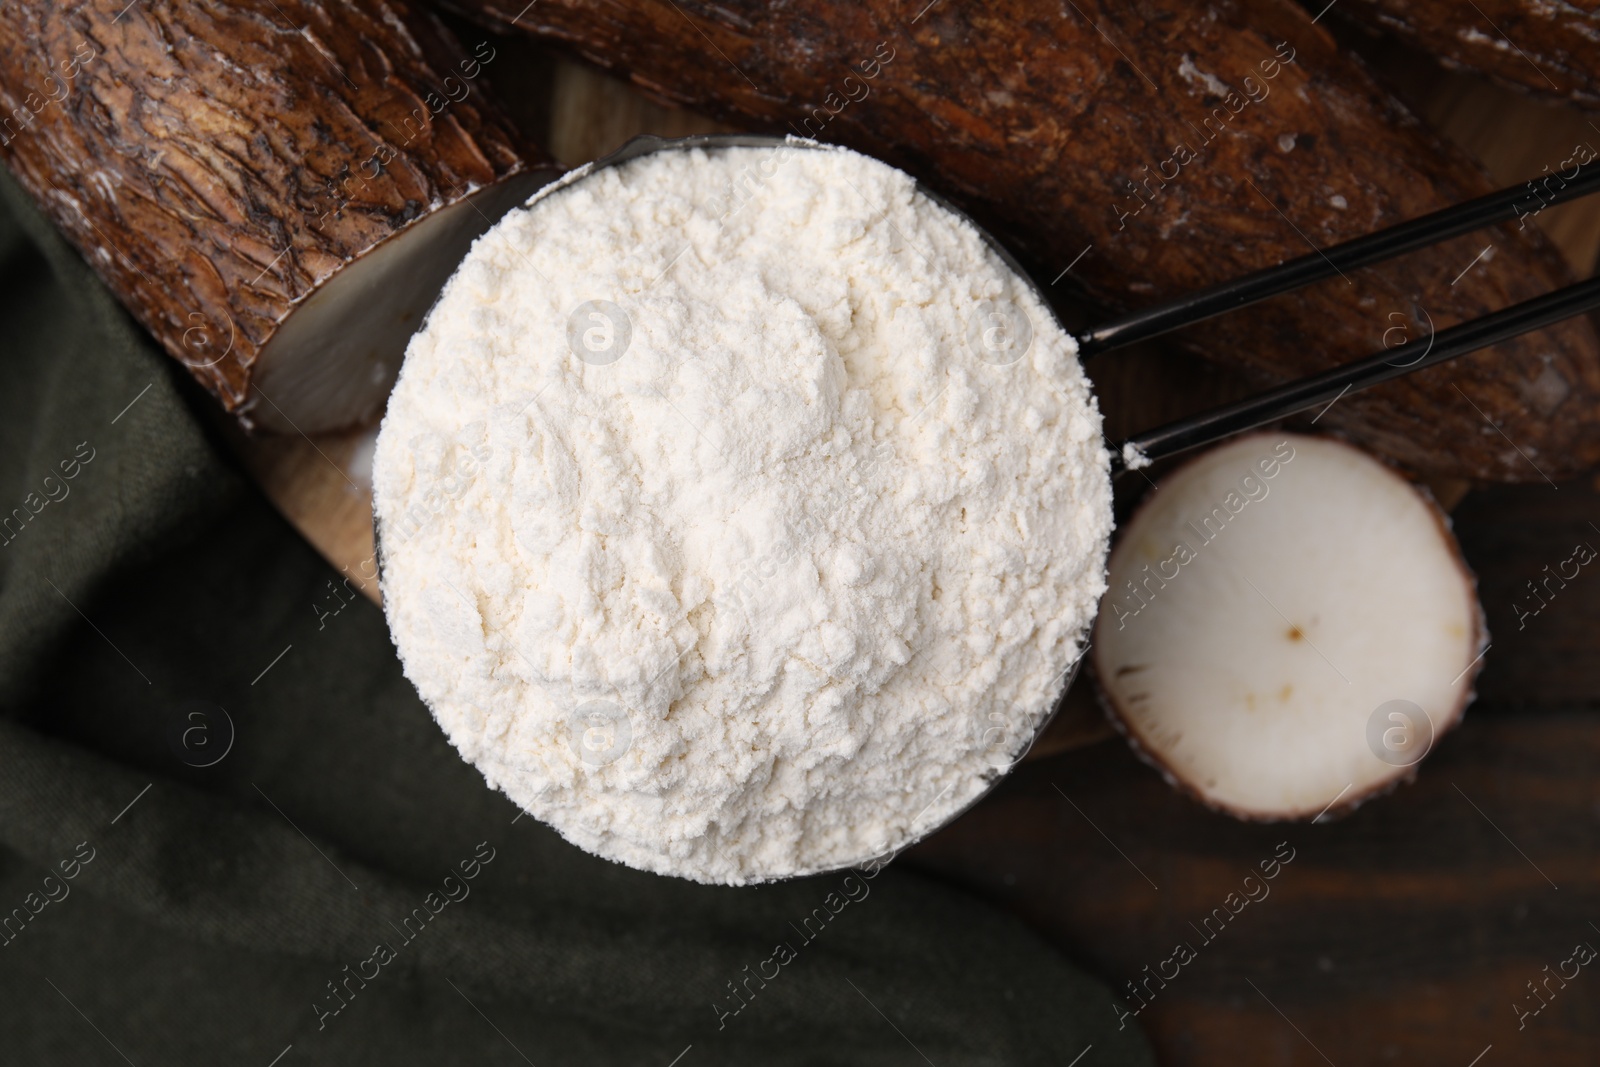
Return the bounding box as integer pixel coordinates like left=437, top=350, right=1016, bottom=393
left=1094, top=433, right=1486, bottom=821
left=441, top=0, right=1600, bottom=483
left=0, top=0, right=556, bottom=434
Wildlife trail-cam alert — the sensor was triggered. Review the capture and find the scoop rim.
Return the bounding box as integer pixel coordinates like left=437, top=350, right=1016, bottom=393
left=375, top=131, right=1102, bottom=885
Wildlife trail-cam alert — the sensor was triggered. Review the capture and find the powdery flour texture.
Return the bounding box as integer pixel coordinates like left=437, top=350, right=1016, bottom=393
left=375, top=143, right=1111, bottom=883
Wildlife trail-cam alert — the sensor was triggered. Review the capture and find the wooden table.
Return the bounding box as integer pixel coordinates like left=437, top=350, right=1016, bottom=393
left=231, top=22, right=1600, bottom=1065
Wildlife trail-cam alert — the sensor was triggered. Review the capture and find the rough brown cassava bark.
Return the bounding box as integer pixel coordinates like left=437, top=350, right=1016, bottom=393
left=440, top=0, right=1600, bottom=483
left=0, top=0, right=555, bottom=433
left=1335, top=0, right=1600, bottom=107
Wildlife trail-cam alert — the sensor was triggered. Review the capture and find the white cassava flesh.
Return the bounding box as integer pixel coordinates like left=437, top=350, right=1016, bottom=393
left=1094, top=433, right=1485, bottom=820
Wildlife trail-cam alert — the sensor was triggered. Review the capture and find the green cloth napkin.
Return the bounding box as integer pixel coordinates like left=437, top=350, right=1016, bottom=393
left=0, top=165, right=1153, bottom=1066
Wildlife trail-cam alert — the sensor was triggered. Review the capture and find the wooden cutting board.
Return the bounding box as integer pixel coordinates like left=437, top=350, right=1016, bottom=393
left=225, top=32, right=1600, bottom=758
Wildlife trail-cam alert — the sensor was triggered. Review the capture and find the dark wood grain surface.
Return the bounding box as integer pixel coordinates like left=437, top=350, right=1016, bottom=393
left=910, top=693, right=1600, bottom=1064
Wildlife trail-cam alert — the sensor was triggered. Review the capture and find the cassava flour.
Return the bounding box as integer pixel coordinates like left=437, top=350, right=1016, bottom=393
left=375, top=142, right=1111, bottom=884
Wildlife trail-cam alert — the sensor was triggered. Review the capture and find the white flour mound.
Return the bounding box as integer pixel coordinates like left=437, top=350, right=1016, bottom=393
left=375, top=143, right=1111, bottom=884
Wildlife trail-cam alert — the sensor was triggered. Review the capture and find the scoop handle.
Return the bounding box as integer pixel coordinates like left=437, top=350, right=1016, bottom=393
left=1111, top=275, right=1600, bottom=474
left=1081, top=159, right=1600, bottom=360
